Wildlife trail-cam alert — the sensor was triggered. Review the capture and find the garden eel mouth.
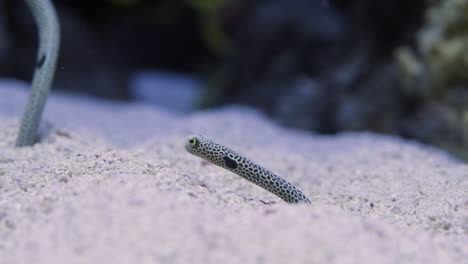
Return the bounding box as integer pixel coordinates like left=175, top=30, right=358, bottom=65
left=185, top=135, right=311, bottom=204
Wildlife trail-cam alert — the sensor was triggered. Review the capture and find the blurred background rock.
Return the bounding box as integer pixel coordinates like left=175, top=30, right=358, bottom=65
left=2, top=0, right=468, bottom=160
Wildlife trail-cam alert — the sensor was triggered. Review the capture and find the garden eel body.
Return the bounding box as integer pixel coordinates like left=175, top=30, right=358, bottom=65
left=17, top=0, right=60, bottom=146
left=185, top=135, right=311, bottom=204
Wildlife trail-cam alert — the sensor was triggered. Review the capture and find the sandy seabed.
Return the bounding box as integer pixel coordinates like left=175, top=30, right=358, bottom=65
left=0, top=80, right=467, bottom=264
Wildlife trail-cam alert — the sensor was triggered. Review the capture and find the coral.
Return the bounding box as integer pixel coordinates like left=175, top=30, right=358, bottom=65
left=397, top=0, right=468, bottom=98
left=396, top=0, right=468, bottom=160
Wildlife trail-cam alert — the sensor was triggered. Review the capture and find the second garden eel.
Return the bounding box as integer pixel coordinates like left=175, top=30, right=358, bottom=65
left=185, top=135, right=311, bottom=204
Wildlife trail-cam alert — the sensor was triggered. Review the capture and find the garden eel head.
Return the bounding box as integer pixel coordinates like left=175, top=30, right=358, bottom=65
left=185, top=135, right=243, bottom=169
left=185, top=135, right=228, bottom=164
left=185, top=135, right=204, bottom=156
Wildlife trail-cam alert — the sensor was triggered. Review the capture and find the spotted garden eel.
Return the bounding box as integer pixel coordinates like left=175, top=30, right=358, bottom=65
left=16, top=0, right=60, bottom=146
left=185, top=135, right=311, bottom=204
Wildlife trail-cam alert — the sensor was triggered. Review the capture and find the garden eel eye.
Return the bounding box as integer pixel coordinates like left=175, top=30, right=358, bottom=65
left=188, top=137, right=197, bottom=147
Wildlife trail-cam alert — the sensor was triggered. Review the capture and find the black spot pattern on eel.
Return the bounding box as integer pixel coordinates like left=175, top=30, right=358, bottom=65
left=36, top=54, right=46, bottom=68
left=223, top=156, right=238, bottom=169
left=185, top=135, right=311, bottom=204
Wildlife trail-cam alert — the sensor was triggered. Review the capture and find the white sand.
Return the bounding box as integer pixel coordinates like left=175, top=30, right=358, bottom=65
left=0, top=80, right=467, bottom=264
